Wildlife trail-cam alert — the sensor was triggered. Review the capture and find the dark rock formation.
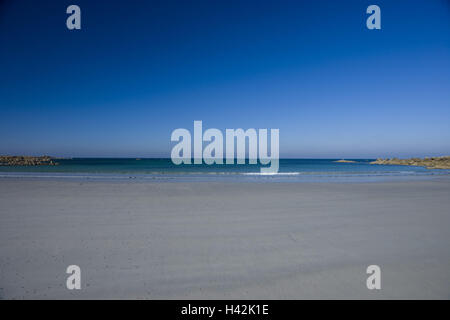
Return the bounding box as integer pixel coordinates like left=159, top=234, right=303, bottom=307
left=370, top=156, right=450, bottom=169
left=0, top=156, right=59, bottom=166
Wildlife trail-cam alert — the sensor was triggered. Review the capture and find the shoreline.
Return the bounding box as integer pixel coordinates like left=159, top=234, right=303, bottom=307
left=1, top=170, right=449, bottom=184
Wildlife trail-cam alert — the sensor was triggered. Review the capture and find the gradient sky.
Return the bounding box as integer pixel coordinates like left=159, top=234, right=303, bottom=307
left=0, top=0, right=449, bottom=158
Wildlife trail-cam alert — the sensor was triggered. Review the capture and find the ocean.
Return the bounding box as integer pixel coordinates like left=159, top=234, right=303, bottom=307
left=0, top=158, right=449, bottom=182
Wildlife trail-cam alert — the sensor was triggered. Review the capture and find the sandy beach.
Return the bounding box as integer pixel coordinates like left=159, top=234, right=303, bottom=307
left=1, top=177, right=450, bottom=299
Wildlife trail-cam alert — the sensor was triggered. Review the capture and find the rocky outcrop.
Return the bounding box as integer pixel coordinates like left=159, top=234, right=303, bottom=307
left=334, top=159, right=357, bottom=163
left=370, top=156, right=450, bottom=169
left=0, top=156, right=59, bottom=166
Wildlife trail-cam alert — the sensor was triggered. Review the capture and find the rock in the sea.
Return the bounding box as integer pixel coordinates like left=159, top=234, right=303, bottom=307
left=370, top=156, right=450, bottom=169
left=0, top=155, right=59, bottom=166
left=334, top=159, right=357, bottom=163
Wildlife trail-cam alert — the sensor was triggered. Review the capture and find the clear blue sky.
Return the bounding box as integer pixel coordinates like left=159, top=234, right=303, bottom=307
left=0, top=0, right=449, bottom=158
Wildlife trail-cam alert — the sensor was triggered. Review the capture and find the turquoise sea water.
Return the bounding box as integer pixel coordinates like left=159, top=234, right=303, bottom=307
left=1, top=158, right=449, bottom=182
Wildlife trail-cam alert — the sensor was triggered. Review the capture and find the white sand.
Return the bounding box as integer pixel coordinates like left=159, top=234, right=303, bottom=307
left=1, top=178, right=450, bottom=299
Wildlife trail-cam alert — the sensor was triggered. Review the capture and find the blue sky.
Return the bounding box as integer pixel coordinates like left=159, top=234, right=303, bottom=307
left=0, top=0, right=449, bottom=158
